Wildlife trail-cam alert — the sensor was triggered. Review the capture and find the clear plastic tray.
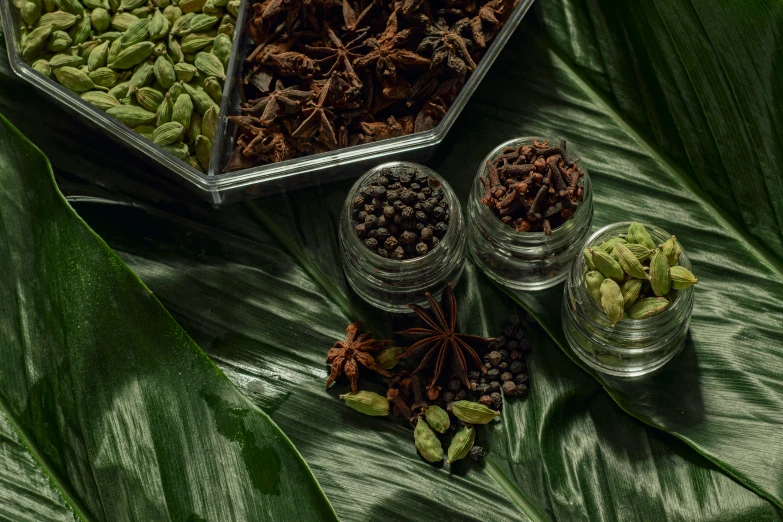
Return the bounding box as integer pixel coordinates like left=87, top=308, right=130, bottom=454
left=2, top=0, right=534, bottom=205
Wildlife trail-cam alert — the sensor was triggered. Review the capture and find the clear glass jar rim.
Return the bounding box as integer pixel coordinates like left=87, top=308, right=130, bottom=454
left=340, top=161, right=464, bottom=270
left=570, top=221, right=694, bottom=338
left=472, top=137, right=592, bottom=244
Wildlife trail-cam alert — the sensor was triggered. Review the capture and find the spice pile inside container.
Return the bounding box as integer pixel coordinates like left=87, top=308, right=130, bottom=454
left=325, top=284, right=532, bottom=465
left=225, top=0, right=518, bottom=171
left=13, top=0, right=237, bottom=172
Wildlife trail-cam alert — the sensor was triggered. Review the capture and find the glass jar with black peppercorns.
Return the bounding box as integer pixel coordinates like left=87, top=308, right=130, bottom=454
left=339, top=162, right=466, bottom=312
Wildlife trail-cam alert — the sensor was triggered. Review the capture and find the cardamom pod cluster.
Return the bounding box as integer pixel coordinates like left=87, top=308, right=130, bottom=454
left=13, top=0, right=237, bottom=172
left=583, top=222, right=698, bottom=326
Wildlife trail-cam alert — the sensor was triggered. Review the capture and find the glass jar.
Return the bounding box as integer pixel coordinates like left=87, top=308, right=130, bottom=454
left=562, top=222, right=695, bottom=377
left=467, top=137, right=594, bottom=291
left=339, top=162, right=466, bottom=313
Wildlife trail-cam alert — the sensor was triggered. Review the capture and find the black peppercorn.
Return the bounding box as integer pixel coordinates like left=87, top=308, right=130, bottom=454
left=490, top=392, right=502, bottom=408
left=501, top=372, right=513, bottom=382
left=479, top=395, right=492, bottom=407
left=489, top=381, right=501, bottom=393
left=483, top=362, right=492, bottom=370
left=488, top=351, right=502, bottom=366
left=498, top=349, right=509, bottom=361
left=486, top=368, right=500, bottom=380
left=416, top=243, right=428, bottom=256
left=468, top=370, right=480, bottom=381
left=476, top=383, right=490, bottom=395
left=455, top=389, right=467, bottom=401
left=501, top=381, right=517, bottom=396
left=442, top=391, right=455, bottom=403
left=434, top=222, right=448, bottom=236
left=509, top=361, right=525, bottom=374
left=364, top=238, right=378, bottom=250
left=448, top=379, right=461, bottom=392
left=469, top=446, right=485, bottom=462
left=514, top=373, right=529, bottom=386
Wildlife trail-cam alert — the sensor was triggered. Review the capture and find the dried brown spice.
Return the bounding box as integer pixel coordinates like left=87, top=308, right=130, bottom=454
left=479, top=139, right=586, bottom=235
left=395, top=283, right=491, bottom=400
left=225, top=0, right=517, bottom=171
left=326, top=322, right=393, bottom=393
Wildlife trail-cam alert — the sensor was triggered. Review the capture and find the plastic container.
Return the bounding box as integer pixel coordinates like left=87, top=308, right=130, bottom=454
left=2, top=0, right=534, bottom=205
left=467, top=137, right=594, bottom=291
left=339, top=162, right=466, bottom=313
left=561, top=222, right=694, bottom=377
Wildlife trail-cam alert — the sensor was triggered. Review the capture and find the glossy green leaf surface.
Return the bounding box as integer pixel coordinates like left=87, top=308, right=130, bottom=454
left=0, top=116, right=337, bottom=521
left=1, top=0, right=782, bottom=520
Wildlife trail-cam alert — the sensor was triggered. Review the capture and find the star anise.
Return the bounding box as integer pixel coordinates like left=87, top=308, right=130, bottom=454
left=353, top=24, right=430, bottom=83
left=417, top=18, right=477, bottom=76
left=395, top=284, right=491, bottom=400
left=240, top=81, right=314, bottom=125
left=326, top=322, right=392, bottom=393
left=303, top=24, right=366, bottom=88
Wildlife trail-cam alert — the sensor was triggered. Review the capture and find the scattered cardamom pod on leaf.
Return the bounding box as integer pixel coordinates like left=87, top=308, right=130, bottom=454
left=414, top=418, right=443, bottom=463
left=340, top=391, right=390, bottom=417
left=447, top=424, right=476, bottom=464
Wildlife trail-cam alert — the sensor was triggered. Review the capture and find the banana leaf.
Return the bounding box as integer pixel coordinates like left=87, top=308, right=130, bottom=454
left=1, top=0, right=783, bottom=520
left=0, top=116, right=337, bottom=521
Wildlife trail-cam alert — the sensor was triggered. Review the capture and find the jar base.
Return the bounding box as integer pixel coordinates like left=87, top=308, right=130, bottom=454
left=564, top=327, right=686, bottom=377
left=479, top=266, right=569, bottom=291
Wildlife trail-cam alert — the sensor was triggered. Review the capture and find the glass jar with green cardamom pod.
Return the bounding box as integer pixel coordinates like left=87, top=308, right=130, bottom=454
left=561, top=222, right=696, bottom=377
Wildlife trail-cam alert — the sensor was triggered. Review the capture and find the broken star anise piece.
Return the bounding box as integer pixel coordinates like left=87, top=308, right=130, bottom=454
left=395, top=283, right=491, bottom=400
left=326, top=322, right=393, bottom=393
left=240, top=81, right=314, bottom=126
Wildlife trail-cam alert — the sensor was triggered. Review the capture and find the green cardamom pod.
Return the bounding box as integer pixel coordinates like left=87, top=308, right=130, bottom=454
left=68, top=15, right=92, bottom=46
left=80, top=90, right=119, bottom=110
left=339, top=390, right=390, bottom=417
left=584, top=271, right=605, bottom=304
left=173, top=61, right=196, bottom=82
left=627, top=222, right=656, bottom=250
left=187, top=13, right=219, bottom=33
left=44, top=0, right=58, bottom=13
left=201, top=105, right=218, bottom=141
left=125, top=62, right=154, bottom=94
left=108, top=0, right=119, bottom=12
left=153, top=0, right=170, bottom=8
left=96, top=30, right=122, bottom=41
left=86, top=39, right=109, bottom=70
left=661, top=236, right=681, bottom=266
left=183, top=52, right=198, bottom=64
left=182, top=81, right=217, bottom=114
left=583, top=248, right=596, bottom=271
left=178, top=0, right=207, bottom=13
left=49, top=52, right=82, bottom=68
left=130, top=5, right=153, bottom=17
left=118, top=0, right=147, bottom=12
left=77, top=39, right=98, bottom=59
left=163, top=5, right=182, bottom=25
left=414, top=418, right=443, bottom=463
left=217, top=21, right=234, bottom=37
left=110, top=12, right=139, bottom=32
left=226, top=0, right=240, bottom=17
left=624, top=243, right=654, bottom=262
left=203, top=76, right=222, bottom=103
left=88, top=66, right=118, bottom=88
left=153, top=55, right=176, bottom=88
left=627, top=297, right=670, bottom=320
left=21, top=0, right=43, bottom=27
left=46, top=30, right=71, bottom=52
left=211, top=32, right=231, bottom=67
left=598, top=237, right=627, bottom=255
left=170, top=11, right=195, bottom=34
left=83, top=0, right=109, bottom=9
left=21, top=25, right=52, bottom=61
left=168, top=80, right=186, bottom=100
left=213, top=0, right=230, bottom=7
left=148, top=8, right=170, bottom=40
left=171, top=92, right=193, bottom=128
left=155, top=93, right=173, bottom=126
left=38, top=10, right=78, bottom=31
left=106, top=104, right=156, bottom=126
left=108, top=80, right=130, bottom=99
left=649, top=248, right=671, bottom=297
left=180, top=34, right=214, bottom=54
left=194, top=51, right=224, bottom=81
left=202, top=0, right=221, bottom=15
left=670, top=266, right=698, bottom=290
left=162, top=142, right=189, bottom=159
left=613, top=243, right=647, bottom=280
left=119, top=18, right=150, bottom=48
left=136, top=86, right=165, bottom=112
left=446, top=424, right=475, bottom=464
left=590, top=249, right=624, bottom=282
left=620, top=279, right=643, bottom=310
left=186, top=110, right=202, bottom=143
left=90, top=7, right=111, bottom=32
left=184, top=154, right=204, bottom=172
left=423, top=405, right=450, bottom=434
left=54, top=65, right=98, bottom=92
left=194, top=134, right=212, bottom=169
left=600, top=278, right=624, bottom=327
left=32, top=59, right=52, bottom=77
left=53, top=0, right=82, bottom=15
left=109, top=41, right=155, bottom=69
left=152, top=41, right=168, bottom=57
left=452, top=400, right=500, bottom=424
left=152, top=121, right=186, bottom=146
left=106, top=36, right=122, bottom=64
left=167, top=33, right=185, bottom=63
left=375, top=346, right=404, bottom=370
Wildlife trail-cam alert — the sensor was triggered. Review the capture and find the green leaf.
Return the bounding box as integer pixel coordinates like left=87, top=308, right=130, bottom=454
left=0, top=115, right=336, bottom=521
